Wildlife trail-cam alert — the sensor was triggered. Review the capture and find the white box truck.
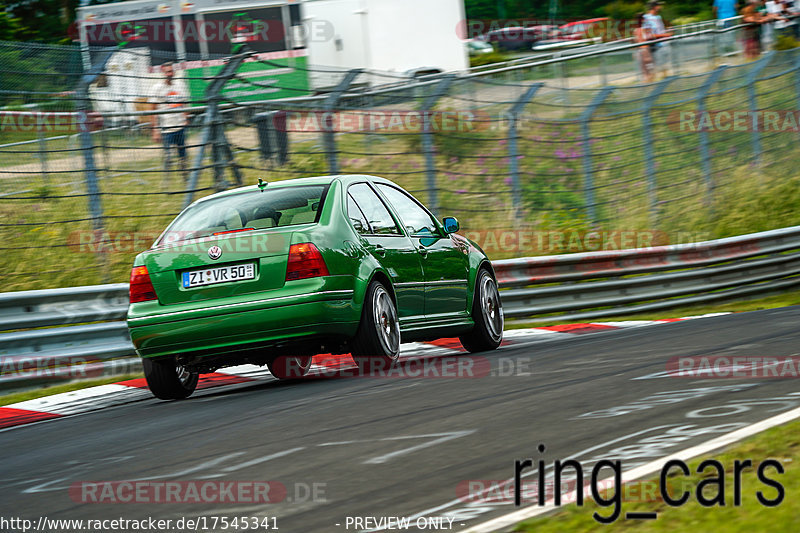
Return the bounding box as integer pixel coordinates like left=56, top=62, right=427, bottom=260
left=76, top=0, right=469, bottom=102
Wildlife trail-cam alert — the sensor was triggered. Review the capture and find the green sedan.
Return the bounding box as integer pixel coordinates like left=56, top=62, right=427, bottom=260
left=127, top=175, right=503, bottom=399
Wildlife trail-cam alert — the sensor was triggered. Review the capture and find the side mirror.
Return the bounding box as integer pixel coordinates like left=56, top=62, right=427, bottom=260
left=442, top=216, right=459, bottom=234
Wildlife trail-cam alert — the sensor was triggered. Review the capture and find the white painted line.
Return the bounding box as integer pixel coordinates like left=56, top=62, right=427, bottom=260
left=462, top=404, right=800, bottom=532
left=364, top=431, right=476, bottom=465
left=221, top=447, right=306, bottom=473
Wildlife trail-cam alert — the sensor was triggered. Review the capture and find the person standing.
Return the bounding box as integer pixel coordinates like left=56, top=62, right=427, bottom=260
left=635, top=13, right=655, bottom=83
left=741, top=0, right=783, bottom=58
left=149, top=62, right=190, bottom=182
left=642, top=1, right=673, bottom=78
left=713, top=0, right=739, bottom=51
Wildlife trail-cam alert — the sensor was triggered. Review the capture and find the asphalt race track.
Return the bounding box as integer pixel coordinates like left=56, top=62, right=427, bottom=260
left=2, top=307, right=800, bottom=532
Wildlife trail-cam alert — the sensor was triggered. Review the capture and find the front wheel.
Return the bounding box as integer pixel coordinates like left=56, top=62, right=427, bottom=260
left=459, top=268, right=503, bottom=352
left=351, top=281, right=400, bottom=373
left=142, top=356, right=199, bottom=400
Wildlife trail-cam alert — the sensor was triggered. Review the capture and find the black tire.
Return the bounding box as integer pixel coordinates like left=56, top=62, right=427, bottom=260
left=267, top=355, right=312, bottom=379
left=459, top=268, right=503, bottom=352
left=142, top=356, right=199, bottom=400
left=351, top=280, right=401, bottom=373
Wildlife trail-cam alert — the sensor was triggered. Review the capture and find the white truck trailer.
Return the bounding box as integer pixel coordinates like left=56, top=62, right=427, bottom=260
left=76, top=0, right=469, bottom=103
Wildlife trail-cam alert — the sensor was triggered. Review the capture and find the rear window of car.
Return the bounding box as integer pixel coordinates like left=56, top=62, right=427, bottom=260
left=156, top=185, right=329, bottom=245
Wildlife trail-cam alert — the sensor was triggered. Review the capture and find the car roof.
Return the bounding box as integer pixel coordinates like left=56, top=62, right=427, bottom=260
left=191, top=174, right=396, bottom=205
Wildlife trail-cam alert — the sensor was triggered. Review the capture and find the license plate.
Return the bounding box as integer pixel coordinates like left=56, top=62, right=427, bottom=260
left=182, top=263, right=256, bottom=288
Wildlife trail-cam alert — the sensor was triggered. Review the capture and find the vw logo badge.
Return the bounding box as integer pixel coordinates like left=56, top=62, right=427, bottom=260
left=208, top=246, right=222, bottom=260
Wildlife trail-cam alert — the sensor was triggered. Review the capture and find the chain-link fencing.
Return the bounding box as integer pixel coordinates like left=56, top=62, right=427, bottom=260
left=2, top=20, right=800, bottom=291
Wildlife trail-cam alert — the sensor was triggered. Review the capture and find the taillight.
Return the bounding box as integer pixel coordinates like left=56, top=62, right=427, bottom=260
left=129, top=265, right=157, bottom=303
left=286, top=243, right=329, bottom=281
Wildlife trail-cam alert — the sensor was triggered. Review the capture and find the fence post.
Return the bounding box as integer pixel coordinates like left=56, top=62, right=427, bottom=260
left=183, top=46, right=253, bottom=208
left=74, top=49, right=115, bottom=281
left=37, top=128, right=48, bottom=184
left=709, top=28, right=718, bottom=69
left=322, top=69, right=362, bottom=174
left=579, top=86, right=614, bottom=224
left=641, top=76, right=675, bottom=224
left=420, top=75, right=455, bottom=216
left=599, top=52, right=608, bottom=86
left=746, top=52, right=773, bottom=165
left=671, top=37, right=682, bottom=76
left=74, top=50, right=116, bottom=234
left=697, top=66, right=727, bottom=204
left=507, top=83, right=543, bottom=228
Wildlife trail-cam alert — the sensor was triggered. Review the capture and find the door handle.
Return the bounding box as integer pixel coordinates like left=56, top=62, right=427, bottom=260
left=417, top=245, right=428, bottom=257
left=374, top=244, right=386, bottom=257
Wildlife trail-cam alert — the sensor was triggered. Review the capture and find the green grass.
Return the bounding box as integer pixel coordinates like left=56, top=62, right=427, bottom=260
left=0, top=373, right=142, bottom=406
left=515, top=417, right=800, bottom=532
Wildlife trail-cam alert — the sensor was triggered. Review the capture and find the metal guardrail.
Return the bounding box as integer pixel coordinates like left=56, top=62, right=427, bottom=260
left=2, top=225, right=800, bottom=390
left=494, top=225, right=800, bottom=321
left=0, top=284, right=135, bottom=391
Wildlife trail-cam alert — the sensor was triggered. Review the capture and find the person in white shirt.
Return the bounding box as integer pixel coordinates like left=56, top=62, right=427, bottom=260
left=642, top=0, right=673, bottom=77
left=149, top=62, right=190, bottom=180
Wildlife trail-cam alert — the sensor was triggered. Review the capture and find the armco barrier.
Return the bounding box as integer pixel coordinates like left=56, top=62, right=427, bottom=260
left=493, top=225, right=800, bottom=321
left=2, top=225, right=800, bottom=390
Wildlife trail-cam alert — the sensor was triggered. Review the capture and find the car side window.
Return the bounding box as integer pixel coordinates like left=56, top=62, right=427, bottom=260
left=347, top=193, right=371, bottom=235
left=348, top=183, right=401, bottom=235
left=375, top=184, right=439, bottom=237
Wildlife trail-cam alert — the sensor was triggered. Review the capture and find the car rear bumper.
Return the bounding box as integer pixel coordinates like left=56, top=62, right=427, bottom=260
left=128, top=287, right=359, bottom=359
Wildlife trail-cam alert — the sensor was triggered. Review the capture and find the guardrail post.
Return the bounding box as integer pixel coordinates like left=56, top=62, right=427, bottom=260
left=183, top=46, right=253, bottom=208
left=579, top=87, right=614, bottom=224
left=641, top=76, right=675, bottom=223
left=506, top=83, right=543, bottom=227
left=322, top=69, right=362, bottom=174
left=697, top=66, right=727, bottom=205
left=421, top=75, right=455, bottom=216
left=746, top=52, right=773, bottom=166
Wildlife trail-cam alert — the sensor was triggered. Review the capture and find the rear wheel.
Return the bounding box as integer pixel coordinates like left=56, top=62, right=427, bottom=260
left=351, top=281, right=400, bottom=373
left=267, top=355, right=312, bottom=379
left=142, top=356, right=199, bottom=400
left=459, top=268, right=503, bottom=352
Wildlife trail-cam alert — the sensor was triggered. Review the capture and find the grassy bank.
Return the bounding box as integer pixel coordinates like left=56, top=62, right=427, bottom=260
left=515, top=417, right=800, bottom=532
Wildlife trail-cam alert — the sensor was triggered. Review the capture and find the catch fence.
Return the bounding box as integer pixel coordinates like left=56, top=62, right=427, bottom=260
left=2, top=21, right=800, bottom=290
